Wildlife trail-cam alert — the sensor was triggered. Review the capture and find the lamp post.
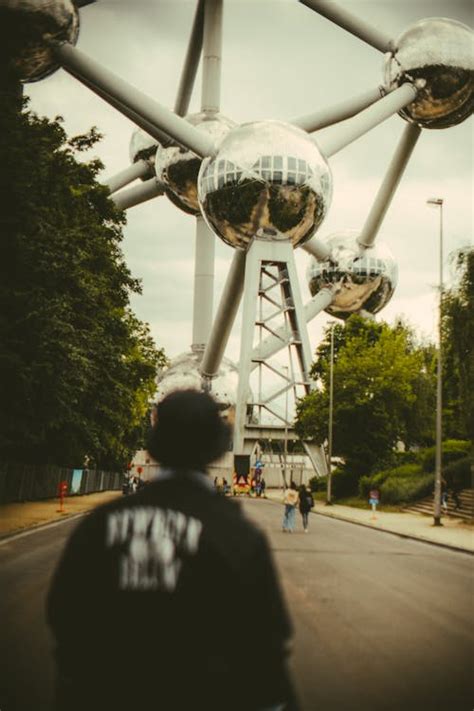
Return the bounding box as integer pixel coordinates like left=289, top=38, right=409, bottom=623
left=427, top=197, right=444, bottom=526
left=326, top=321, right=335, bottom=505
left=283, top=365, right=289, bottom=489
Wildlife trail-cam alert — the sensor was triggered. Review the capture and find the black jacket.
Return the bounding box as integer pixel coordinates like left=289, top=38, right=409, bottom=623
left=47, top=469, right=298, bottom=711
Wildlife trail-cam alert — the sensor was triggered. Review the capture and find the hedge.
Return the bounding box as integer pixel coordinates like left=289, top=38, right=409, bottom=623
left=421, top=440, right=471, bottom=473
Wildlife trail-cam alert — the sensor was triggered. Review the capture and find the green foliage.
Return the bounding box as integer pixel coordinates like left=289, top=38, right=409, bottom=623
left=442, top=248, right=474, bottom=440
left=0, top=97, right=166, bottom=470
left=376, top=473, right=434, bottom=505
left=296, top=315, right=436, bottom=477
left=359, top=464, right=423, bottom=498
left=309, top=467, right=359, bottom=498
left=442, top=456, right=473, bottom=491
left=420, top=439, right=471, bottom=473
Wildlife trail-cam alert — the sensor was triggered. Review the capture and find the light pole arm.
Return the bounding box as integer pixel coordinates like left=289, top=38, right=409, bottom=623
left=317, top=83, right=418, bottom=158
left=358, top=122, right=422, bottom=249
left=200, top=250, right=247, bottom=378
left=298, top=0, right=394, bottom=53
left=112, top=177, right=164, bottom=211
left=54, top=42, right=217, bottom=158
left=292, top=86, right=387, bottom=133
left=104, top=160, right=151, bottom=194
left=174, top=0, right=205, bottom=116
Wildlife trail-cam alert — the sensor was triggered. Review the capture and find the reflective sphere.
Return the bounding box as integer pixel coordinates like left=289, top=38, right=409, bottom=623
left=129, top=128, right=159, bottom=181
left=307, top=231, right=398, bottom=319
left=384, top=17, right=474, bottom=129
left=155, top=112, right=236, bottom=216
left=156, top=351, right=240, bottom=415
left=198, top=120, right=332, bottom=250
left=0, top=0, right=79, bottom=83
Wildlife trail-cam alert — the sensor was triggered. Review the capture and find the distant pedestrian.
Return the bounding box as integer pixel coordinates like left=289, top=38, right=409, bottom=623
left=260, top=476, right=266, bottom=498
left=441, top=479, right=449, bottom=514
left=298, top=485, right=314, bottom=532
left=282, top=481, right=298, bottom=532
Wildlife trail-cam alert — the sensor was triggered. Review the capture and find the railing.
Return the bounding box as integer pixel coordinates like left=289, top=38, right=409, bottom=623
left=0, top=462, right=121, bottom=504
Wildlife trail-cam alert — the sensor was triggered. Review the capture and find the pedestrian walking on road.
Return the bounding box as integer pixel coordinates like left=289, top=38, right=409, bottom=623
left=298, top=485, right=314, bottom=532
left=282, top=481, right=299, bottom=532
left=47, top=389, right=299, bottom=711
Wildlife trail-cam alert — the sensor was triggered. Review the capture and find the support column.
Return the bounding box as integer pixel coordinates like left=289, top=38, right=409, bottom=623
left=192, top=217, right=216, bottom=352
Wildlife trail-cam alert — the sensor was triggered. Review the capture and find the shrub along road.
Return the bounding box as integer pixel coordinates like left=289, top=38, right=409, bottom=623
left=0, top=498, right=472, bottom=710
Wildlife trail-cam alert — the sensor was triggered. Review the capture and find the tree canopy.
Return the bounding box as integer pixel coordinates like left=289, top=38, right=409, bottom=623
left=442, top=247, right=473, bottom=442
left=0, top=96, right=166, bottom=470
left=295, top=316, right=436, bottom=476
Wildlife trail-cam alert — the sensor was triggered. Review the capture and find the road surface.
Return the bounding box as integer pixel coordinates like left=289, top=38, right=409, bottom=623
left=0, top=498, right=472, bottom=710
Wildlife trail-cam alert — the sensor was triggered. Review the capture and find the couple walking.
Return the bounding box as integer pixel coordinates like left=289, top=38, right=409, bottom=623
left=282, top=481, right=314, bottom=533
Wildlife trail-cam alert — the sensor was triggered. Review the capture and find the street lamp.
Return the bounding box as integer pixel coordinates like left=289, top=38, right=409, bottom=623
left=283, top=365, right=289, bottom=489
left=427, top=197, right=444, bottom=526
left=326, top=321, right=336, bottom=505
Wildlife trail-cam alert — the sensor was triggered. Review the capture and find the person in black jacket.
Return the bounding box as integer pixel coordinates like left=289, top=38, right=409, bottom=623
left=47, top=389, right=299, bottom=711
left=298, top=484, right=314, bottom=533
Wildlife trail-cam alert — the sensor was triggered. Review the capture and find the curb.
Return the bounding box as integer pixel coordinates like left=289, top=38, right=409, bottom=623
left=0, top=512, right=86, bottom=546
left=264, top=495, right=473, bottom=555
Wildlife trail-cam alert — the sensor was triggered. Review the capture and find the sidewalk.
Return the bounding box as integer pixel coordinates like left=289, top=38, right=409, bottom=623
left=0, top=491, right=122, bottom=539
left=267, top=490, right=474, bottom=554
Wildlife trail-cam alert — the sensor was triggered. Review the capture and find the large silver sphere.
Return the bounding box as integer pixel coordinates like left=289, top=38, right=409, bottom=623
left=307, top=231, right=398, bottom=319
left=384, top=18, right=474, bottom=129
left=156, top=351, right=240, bottom=415
left=155, top=113, right=236, bottom=216
left=129, top=128, right=159, bottom=181
left=0, top=0, right=79, bottom=83
left=198, top=120, right=332, bottom=250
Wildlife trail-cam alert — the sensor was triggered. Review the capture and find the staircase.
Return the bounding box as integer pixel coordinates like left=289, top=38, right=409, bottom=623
left=403, top=488, right=474, bottom=522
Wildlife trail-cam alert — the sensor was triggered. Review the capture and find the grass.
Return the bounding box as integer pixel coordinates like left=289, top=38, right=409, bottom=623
left=313, top=490, right=403, bottom=513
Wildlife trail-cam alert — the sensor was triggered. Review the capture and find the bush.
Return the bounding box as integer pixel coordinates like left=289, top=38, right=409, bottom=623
left=443, top=457, right=473, bottom=490
left=359, top=464, right=423, bottom=498
left=309, top=475, right=327, bottom=492
left=379, top=473, right=434, bottom=504
left=331, top=467, right=359, bottom=498
left=421, top=440, right=471, bottom=473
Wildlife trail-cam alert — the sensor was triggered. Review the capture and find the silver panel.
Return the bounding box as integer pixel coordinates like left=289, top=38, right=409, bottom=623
left=384, top=18, right=474, bottom=129
left=155, top=112, right=235, bottom=216
left=307, top=230, right=398, bottom=318
left=0, top=0, right=79, bottom=82
left=198, top=120, right=332, bottom=249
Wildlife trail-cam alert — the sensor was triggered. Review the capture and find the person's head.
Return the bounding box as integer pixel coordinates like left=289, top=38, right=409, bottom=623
left=299, top=484, right=306, bottom=495
left=147, top=389, right=231, bottom=471
left=290, top=481, right=297, bottom=490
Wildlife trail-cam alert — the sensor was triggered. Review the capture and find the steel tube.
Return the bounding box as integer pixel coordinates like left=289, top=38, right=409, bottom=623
left=292, top=86, right=386, bottom=133
left=174, top=0, right=205, bottom=116
left=201, top=0, right=223, bottom=114
left=112, top=178, right=163, bottom=211
left=301, top=237, right=332, bottom=262
left=358, top=122, right=422, bottom=249
left=298, top=0, right=393, bottom=53
left=192, top=218, right=215, bottom=351
left=317, top=83, right=418, bottom=158
left=200, top=250, right=246, bottom=378
left=54, top=43, right=216, bottom=158
left=104, top=160, right=151, bottom=194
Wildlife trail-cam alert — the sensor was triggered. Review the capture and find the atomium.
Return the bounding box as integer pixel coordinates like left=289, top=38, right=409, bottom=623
left=198, top=120, right=332, bottom=250
left=155, top=112, right=236, bottom=216
left=129, top=128, right=159, bottom=181
left=385, top=17, right=474, bottom=129
left=156, top=351, right=241, bottom=415
left=307, top=231, right=398, bottom=319
left=0, top=0, right=79, bottom=83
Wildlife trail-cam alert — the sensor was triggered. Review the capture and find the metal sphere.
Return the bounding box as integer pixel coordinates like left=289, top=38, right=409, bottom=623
left=156, top=351, right=239, bottom=414
left=0, top=0, right=79, bottom=83
left=384, top=17, right=474, bottom=129
left=306, top=231, right=398, bottom=319
left=198, top=120, right=332, bottom=250
left=129, top=128, right=159, bottom=181
left=155, top=112, right=236, bottom=216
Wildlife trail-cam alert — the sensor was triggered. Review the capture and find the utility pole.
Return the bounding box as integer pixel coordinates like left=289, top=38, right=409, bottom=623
left=427, top=197, right=444, bottom=526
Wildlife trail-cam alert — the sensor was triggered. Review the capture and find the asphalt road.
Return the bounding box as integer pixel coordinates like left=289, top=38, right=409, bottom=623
left=0, top=499, right=472, bottom=711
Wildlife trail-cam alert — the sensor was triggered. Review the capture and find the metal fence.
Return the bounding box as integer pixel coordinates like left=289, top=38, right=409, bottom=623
left=0, top=462, right=122, bottom=504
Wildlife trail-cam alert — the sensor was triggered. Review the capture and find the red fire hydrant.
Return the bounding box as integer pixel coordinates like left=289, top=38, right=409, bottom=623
left=57, top=480, right=68, bottom=513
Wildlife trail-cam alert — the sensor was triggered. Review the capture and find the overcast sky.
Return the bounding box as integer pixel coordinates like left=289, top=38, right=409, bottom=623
left=26, top=0, right=473, bottom=367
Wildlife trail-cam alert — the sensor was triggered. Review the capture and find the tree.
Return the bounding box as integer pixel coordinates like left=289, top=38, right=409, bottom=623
left=0, top=97, right=166, bottom=470
left=442, top=247, right=473, bottom=442
left=295, top=316, right=436, bottom=477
